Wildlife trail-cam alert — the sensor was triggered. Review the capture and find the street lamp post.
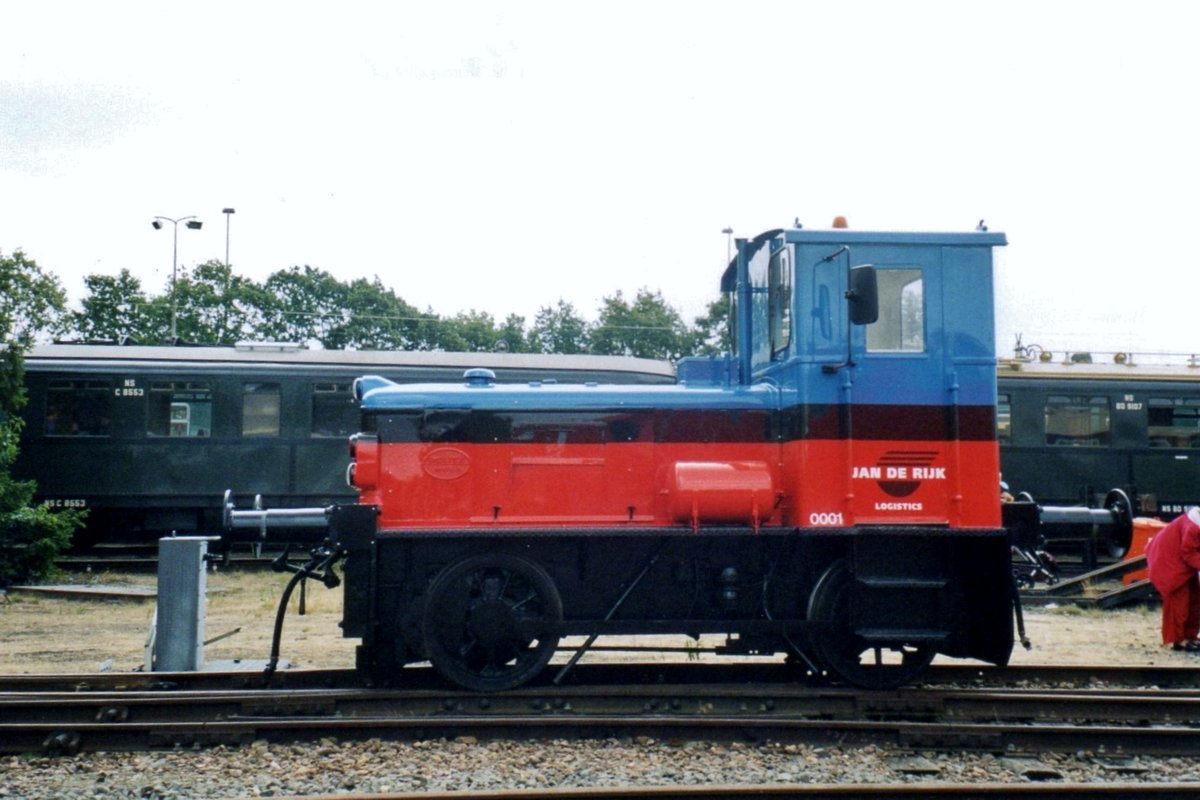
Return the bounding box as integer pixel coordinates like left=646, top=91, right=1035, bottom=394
left=152, top=215, right=203, bottom=342
left=721, top=227, right=734, bottom=265
left=222, top=208, right=235, bottom=267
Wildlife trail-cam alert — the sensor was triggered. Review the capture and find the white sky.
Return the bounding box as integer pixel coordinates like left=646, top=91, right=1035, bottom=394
left=2, top=1, right=1198, bottom=358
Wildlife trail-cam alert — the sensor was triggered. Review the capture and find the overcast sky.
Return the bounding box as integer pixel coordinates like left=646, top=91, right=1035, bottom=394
left=3, top=1, right=1197, bottom=359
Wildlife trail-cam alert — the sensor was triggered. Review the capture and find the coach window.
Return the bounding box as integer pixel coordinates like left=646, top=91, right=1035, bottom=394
left=1148, top=397, right=1200, bottom=448
left=148, top=382, right=213, bottom=437
left=867, top=269, right=924, bottom=352
left=311, top=382, right=356, bottom=437
left=44, top=380, right=112, bottom=436
left=1044, top=395, right=1110, bottom=446
left=997, top=393, right=1012, bottom=443
left=242, top=383, right=281, bottom=437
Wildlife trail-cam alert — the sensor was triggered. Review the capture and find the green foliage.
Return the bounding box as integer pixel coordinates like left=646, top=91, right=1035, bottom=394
left=0, top=251, right=81, bottom=584
left=691, top=296, right=732, bottom=356
left=0, top=449, right=80, bottom=586
left=64, top=253, right=734, bottom=361
left=70, top=269, right=157, bottom=343
left=590, top=289, right=693, bottom=361
left=438, top=310, right=504, bottom=352
left=170, top=260, right=270, bottom=345
left=496, top=313, right=530, bottom=354
left=529, top=300, right=591, bottom=354
left=259, top=266, right=349, bottom=346
left=325, top=277, right=437, bottom=350
left=0, top=342, right=23, bottom=426
left=1, top=250, right=69, bottom=346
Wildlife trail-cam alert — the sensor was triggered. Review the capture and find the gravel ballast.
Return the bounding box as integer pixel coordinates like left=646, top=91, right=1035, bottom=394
left=2, top=736, right=1196, bottom=799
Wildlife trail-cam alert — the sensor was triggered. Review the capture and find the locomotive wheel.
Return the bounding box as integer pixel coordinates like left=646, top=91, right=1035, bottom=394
left=806, top=559, right=935, bottom=690
left=422, top=553, right=563, bottom=692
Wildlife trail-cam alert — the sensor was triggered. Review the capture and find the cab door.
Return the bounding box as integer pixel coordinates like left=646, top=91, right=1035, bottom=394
left=849, top=255, right=949, bottom=524
left=786, top=247, right=852, bottom=525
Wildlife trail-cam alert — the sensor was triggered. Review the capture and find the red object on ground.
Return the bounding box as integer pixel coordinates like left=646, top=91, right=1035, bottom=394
left=1123, top=517, right=1166, bottom=585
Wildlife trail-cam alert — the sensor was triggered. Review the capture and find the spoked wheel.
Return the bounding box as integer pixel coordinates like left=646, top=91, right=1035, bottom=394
left=422, top=553, right=563, bottom=691
left=807, top=559, right=936, bottom=690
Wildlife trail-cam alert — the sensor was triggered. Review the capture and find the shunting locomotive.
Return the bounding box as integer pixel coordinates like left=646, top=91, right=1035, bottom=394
left=228, top=222, right=1120, bottom=691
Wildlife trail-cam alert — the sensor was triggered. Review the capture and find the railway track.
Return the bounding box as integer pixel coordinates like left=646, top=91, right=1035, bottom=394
left=280, top=787, right=1200, bottom=799
left=3, top=661, right=1196, bottom=693
left=4, top=662, right=1200, bottom=756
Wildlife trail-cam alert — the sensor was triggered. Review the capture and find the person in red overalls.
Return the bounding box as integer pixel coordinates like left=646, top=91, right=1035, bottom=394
left=1145, top=507, right=1200, bottom=651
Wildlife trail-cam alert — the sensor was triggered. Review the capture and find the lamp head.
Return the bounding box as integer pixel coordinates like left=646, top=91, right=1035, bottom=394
left=186, top=220, right=203, bottom=230
left=222, top=208, right=235, bottom=215
left=151, top=220, right=163, bottom=230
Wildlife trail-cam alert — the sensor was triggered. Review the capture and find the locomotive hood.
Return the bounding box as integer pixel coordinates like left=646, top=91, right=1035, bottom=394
left=354, top=370, right=776, bottom=412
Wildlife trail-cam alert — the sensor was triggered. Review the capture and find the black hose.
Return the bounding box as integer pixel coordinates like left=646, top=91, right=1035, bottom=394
left=262, top=545, right=344, bottom=685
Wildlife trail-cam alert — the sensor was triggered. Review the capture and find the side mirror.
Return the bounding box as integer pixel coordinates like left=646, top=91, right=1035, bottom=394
left=847, top=265, right=878, bottom=325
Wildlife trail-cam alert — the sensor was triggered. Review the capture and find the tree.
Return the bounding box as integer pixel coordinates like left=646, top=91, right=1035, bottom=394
left=169, top=260, right=269, bottom=345
left=691, top=295, right=732, bottom=356
left=258, top=265, right=350, bottom=347
left=0, top=250, right=69, bottom=347
left=496, top=313, right=529, bottom=354
left=528, top=300, right=591, bottom=354
left=439, top=310, right=503, bottom=352
left=70, top=269, right=158, bottom=343
left=590, top=289, right=691, bottom=361
left=0, top=250, right=81, bottom=584
left=324, top=276, right=435, bottom=350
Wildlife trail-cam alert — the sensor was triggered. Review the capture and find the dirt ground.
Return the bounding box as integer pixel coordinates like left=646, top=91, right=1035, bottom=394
left=0, top=567, right=1179, bottom=675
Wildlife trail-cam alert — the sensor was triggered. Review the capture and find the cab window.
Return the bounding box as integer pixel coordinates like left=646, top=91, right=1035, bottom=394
left=748, top=245, right=772, bottom=370
left=768, top=247, right=792, bottom=356
left=866, top=268, right=924, bottom=352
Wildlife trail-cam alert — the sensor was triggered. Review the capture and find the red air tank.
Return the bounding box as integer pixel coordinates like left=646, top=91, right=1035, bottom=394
left=667, top=460, right=776, bottom=530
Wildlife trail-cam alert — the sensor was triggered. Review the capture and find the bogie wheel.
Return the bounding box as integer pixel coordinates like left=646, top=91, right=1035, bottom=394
left=422, top=553, right=563, bottom=692
left=807, top=559, right=936, bottom=690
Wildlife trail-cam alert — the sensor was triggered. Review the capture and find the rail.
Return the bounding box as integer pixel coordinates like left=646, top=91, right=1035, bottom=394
left=9, top=672, right=1200, bottom=757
